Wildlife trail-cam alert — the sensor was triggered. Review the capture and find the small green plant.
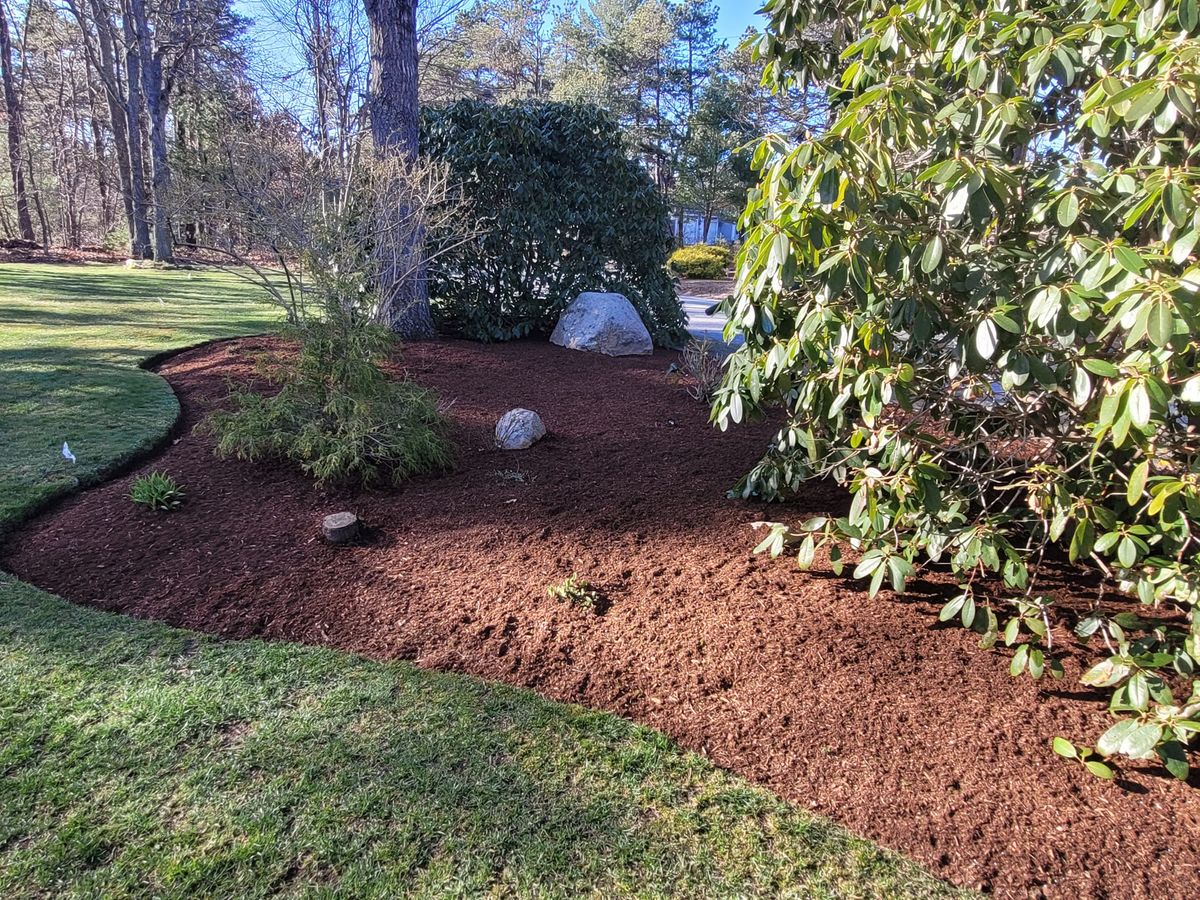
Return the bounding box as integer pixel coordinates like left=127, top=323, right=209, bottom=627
left=130, top=472, right=186, bottom=511
left=546, top=573, right=602, bottom=611
left=1052, top=739, right=1115, bottom=781
left=205, top=310, right=452, bottom=488
left=668, top=244, right=731, bottom=279
left=103, top=225, right=131, bottom=255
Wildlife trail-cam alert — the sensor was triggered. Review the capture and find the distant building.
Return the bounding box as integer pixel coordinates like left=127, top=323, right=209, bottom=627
left=671, top=210, right=737, bottom=245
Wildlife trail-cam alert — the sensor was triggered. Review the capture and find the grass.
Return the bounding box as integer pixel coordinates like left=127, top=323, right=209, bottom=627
left=0, top=262, right=278, bottom=529
left=0, top=577, right=961, bottom=898
left=0, top=262, right=964, bottom=897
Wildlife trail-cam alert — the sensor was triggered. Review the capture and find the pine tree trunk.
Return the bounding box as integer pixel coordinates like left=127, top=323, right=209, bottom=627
left=365, top=0, right=435, bottom=340
left=0, top=8, right=35, bottom=243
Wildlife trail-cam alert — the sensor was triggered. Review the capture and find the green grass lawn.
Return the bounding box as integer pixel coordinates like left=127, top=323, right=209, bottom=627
left=0, top=262, right=279, bottom=529
left=0, top=263, right=962, bottom=898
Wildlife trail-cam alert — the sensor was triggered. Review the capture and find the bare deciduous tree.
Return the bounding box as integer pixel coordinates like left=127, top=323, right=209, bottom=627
left=172, top=103, right=475, bottom=329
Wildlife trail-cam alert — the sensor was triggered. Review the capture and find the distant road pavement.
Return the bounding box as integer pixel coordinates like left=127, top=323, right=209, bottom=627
left=680, top=293, right=743, bottom=350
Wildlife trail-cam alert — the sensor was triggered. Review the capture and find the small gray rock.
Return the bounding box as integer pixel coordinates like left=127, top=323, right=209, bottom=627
left=550, top=291, right=653, bottom=356
left=322, top=511, right=360, bottom=543
left=495, top=408, right=546, bottom=450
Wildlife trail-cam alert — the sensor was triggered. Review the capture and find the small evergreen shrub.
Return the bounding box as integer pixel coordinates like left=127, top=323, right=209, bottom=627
left=103, top=225, right=131, bottom=255
left=130, top=472, right=186, bottom=511
left=205, top=309, right=452, bottom=488
left=669, top=244, right=732, bottom=279
left=422, top=101, right=686, bottom=345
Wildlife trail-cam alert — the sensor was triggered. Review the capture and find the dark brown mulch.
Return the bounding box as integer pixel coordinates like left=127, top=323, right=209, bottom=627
left=676, top=276, right=735, bottom=301
left=0, top=247, right=282, bottom=266
left=4, top=337, right=1199, bottom=899
left=0, top=247, right=121, bottom=265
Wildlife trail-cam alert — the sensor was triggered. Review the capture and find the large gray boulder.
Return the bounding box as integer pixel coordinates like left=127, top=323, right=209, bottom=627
left=550, top=291, right=653, bottom=356
left=495, top=408, right=546, bottom=450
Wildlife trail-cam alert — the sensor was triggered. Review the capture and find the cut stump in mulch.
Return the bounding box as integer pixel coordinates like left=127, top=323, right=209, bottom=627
left=4, top=336, right=1199, bottom=899
left=322, top=512, right=359, bottom=544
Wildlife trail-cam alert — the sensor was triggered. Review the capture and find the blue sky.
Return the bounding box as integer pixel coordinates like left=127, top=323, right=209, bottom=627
left=237, top=0, right=767, bottom=45
left=236, top=0, right=770, bottom=104
left=715, top=0, right=766, bottom=42
left=238, top=0, right=767, bottom=38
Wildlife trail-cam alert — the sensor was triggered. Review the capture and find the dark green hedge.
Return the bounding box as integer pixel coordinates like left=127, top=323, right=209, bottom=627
left=422, top=101, right=686, bottom=346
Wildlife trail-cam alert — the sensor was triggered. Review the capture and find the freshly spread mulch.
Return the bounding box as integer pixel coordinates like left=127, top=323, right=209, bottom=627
left=5, top=337, right=1199, bottom=898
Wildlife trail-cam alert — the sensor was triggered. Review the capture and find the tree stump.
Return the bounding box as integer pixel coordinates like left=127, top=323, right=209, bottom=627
left=322, top=512, right=360, bottom=544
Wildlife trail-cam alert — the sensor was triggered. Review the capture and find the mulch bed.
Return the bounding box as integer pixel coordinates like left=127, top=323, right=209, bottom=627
left=0, top=246, right=281, bottom=266
left=677, top=276, right=735, bottom=301
left=4, top=337, right=1199, bottom=898
left=0, top=247, right=120, bottom=265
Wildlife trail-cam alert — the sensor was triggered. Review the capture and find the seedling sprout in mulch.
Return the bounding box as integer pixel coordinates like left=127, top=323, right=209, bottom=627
left=547, top=573, right=603, bottom=611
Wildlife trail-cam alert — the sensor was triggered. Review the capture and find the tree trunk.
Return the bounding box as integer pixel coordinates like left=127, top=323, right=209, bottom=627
left=144, top=74, right=172, bottom=260
left=63, top=50, right=85, bottom=249
left=144, top=71, right=173, bottom=261
left=120, top=3, right=152, bottom=258
left=176, top=112, right=197, bottom=246
left=364, top=0, right=434, bottom=339
left=128, top=0, right=171, bottom=262
left=88, top=83, right=114, bottom=235
left=27, top=154, right=48, bottom=247
left=77, top=0, right=141, bottom=255
left=0, top=6, right=35, bottom=242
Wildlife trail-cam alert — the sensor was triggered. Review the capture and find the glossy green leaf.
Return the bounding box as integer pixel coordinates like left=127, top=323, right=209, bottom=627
left=1057, top=192, right=1079, bottom=226
left=920, top=236, right=944, bottom=273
